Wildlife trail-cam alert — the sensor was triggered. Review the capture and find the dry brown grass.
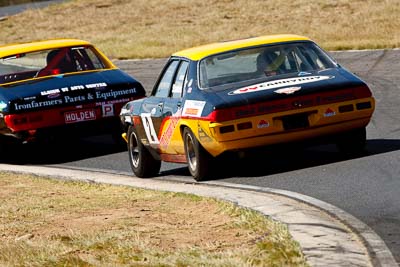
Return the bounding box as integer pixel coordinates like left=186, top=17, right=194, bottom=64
left=0, top=172, right=307, bottom=266
left=0, top=0, right=398, bottom=59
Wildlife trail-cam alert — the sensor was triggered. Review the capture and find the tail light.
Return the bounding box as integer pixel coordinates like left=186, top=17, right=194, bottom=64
left=204, top=109, right=236, bottom=122
left=352, top=85, right=372, bottom=99
left=4, top=114, right=44, bottom=131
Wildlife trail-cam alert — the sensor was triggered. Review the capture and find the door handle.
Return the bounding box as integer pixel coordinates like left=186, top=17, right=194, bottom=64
left=157, top=102, right=163, bottom=111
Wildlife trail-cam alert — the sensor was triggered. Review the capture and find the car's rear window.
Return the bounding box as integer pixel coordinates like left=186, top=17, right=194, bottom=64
left=198, top=42, right=337, bottom=89
left=0, top=46, right=106, bottom=85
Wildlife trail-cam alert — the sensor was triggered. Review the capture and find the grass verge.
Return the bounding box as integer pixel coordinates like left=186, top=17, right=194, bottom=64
left=0, top=171, right=308, bottom=266
left=0, top=0, right=398, bottom=59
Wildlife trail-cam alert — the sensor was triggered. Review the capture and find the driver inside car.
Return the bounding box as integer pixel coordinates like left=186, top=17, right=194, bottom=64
left=256, top=49, right=287, bottom=76
left=37, top=48, right=77, bottom=76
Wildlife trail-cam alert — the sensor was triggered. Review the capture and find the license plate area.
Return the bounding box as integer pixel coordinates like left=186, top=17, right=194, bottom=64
left=64, top=109, right=96, bottom=124
left=281, top=113, right=310, bottom=130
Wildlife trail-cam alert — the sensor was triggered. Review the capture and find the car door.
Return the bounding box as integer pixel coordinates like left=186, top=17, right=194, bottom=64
left=138, top=59, right=186, bottom=150
left=160, top=60, right=189, bottom=154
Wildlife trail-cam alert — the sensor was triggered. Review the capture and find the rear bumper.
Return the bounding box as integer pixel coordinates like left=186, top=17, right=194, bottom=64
left=203, top=97, right=374, bottom=156
left=209, top=117, right=370, bottom=155
left=0, top=116, right=122, bottom=144
left=0, top=100, right=132, bottom=143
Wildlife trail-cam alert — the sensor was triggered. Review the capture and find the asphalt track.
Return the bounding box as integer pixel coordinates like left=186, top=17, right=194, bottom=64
left=1, top=51, right=398, bottom=266
left=0, top=0, right=64, bottom=18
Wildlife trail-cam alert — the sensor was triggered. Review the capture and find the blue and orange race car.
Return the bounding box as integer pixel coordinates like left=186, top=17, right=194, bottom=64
left=0, top=39, right=145, bottom=146
left=120, top=34, right=375, bottom=181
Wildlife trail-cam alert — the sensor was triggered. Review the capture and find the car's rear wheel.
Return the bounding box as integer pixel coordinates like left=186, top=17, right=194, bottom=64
left=336, top=127, right=367, bottom=155
left=183, top=127, right=213, bottom=181
left=127, top=126, right=161, bottom=178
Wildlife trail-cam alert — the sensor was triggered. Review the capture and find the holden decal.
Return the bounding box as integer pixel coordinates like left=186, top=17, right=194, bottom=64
left=274, top=87, right=301, bottom=95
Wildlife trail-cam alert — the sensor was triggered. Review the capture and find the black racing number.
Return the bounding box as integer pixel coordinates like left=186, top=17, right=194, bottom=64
left=140, top=113, right=159, bottom=145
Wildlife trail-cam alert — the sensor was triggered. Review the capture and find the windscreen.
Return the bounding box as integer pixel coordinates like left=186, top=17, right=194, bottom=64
left=0, top=46, right=106, bottom=85
left=199, top=42, right=337, bottom=89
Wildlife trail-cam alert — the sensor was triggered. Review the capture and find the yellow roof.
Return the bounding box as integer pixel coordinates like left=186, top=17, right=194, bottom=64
left=0, top=39, right=92, bottom=58
left=172, top=34, right=311, bottom=61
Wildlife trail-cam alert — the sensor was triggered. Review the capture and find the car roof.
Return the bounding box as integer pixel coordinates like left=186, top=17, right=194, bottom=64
left=0, top=39, right=92, bottom=58
left=172, top=34, right=312, bottom=61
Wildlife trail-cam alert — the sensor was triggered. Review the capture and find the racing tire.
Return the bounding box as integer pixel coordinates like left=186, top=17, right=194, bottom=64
left=127, top=126, right=161, bottom=178
left=183, top=127, right=213, bottom=181
left=336, top=127, right=367, bottom=156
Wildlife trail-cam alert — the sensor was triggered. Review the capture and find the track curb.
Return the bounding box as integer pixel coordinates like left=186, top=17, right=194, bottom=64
left=203, top=180, right=398, bottom=267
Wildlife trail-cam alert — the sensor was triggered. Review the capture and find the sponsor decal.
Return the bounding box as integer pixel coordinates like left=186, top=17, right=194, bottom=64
left=182, top=100, right=206, bottom=117
left=95, top=88, right=136, bottom=100
left=38, top=83, right=135, bottom=99
left=324, top=108, right=336, bottom=117
left=40, top=83, right=107, bottom=97
left=102, top=104, right=114, bottom=117
left=14, top=86, right=137, bottom=111
left=257, top=119, right=270, bottom=128
left=85, top=82, right=107, bottom=89
left=159, top=116, right=179, bottom=150
left=228, top=75, right=334, bottom=95
left=97, top=98, right=131, bottom=106
left=65, top=109, right=96, bottom=124
left=184, top=108, right=199, bottom=115
left=41, top=88, right=61, bottom=97
left=275, top=86, right=301, bottom=95
left=14, top=99, right=64, bottom=111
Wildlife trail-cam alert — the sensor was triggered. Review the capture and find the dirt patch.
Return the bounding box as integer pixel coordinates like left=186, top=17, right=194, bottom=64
left=0, top=174, right=260, bottom=251
left=30, top=202, right=251, bottom=252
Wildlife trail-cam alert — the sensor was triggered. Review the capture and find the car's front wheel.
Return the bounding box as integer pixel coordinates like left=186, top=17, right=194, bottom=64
left=183, top=127, right=213, bottom=181
left=127, top=126, right=161, bottom=178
